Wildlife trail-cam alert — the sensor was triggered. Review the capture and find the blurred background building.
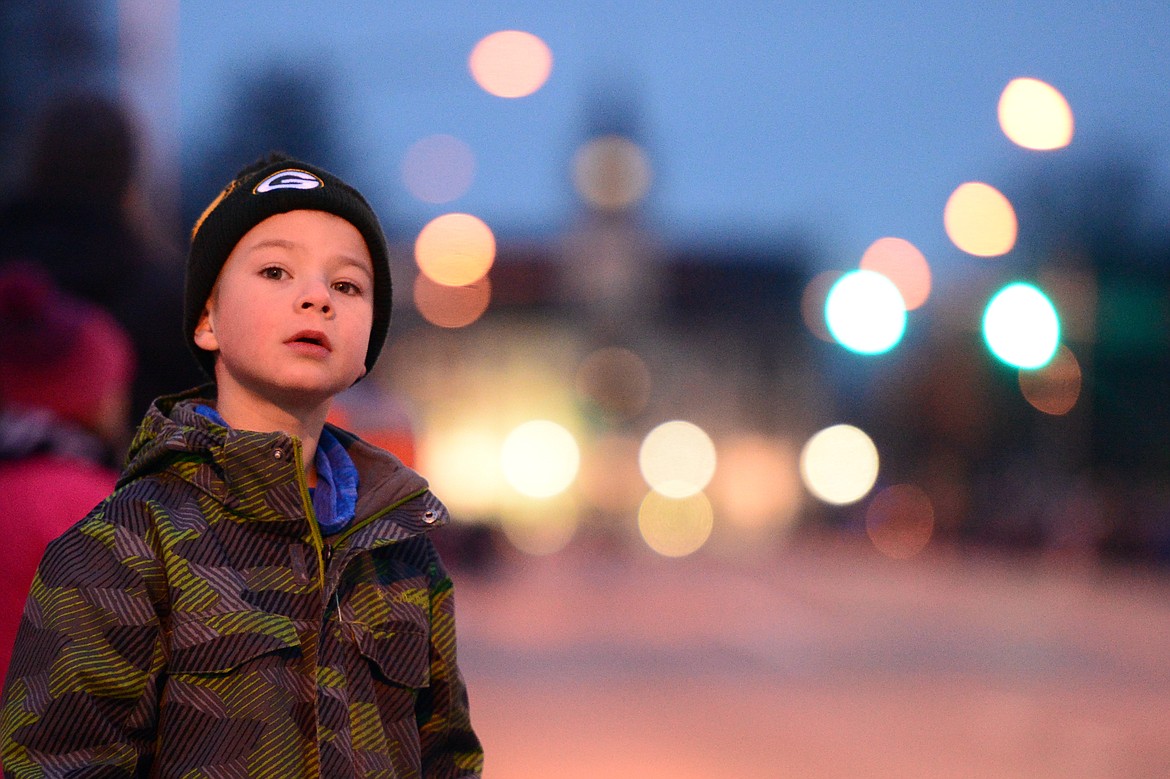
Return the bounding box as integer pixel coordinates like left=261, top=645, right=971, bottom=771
left=3, top=2, right=1170, bottom=775
left=157, top=1, right=1170, bottom=564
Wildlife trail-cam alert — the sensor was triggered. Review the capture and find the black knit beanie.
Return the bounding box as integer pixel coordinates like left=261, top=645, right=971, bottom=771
left=185, top=153, right=392, bottom=378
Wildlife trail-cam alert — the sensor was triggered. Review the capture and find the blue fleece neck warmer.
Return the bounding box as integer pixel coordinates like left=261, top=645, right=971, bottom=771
left=195, top=405, right=359, bottom=535
left=311, top=425, right=359, bottom=535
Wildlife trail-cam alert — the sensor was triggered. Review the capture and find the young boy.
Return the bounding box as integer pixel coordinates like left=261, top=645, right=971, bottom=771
left=0, top=154, right=484, bottom=778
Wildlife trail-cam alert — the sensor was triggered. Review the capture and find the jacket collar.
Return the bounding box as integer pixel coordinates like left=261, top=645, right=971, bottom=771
left=119, top=386, right=439, bottom=542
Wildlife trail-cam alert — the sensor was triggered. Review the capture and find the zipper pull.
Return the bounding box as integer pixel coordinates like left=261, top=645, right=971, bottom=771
left=323, top=543, right=344, bottom=624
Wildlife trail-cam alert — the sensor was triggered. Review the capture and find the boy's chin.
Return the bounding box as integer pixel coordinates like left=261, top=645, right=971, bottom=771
left=216, top=369, right=361, bottom=413
left=266, top=382, right=345, bottom=410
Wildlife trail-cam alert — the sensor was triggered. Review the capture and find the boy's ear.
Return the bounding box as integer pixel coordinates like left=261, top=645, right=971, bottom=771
left=192, top=306, right=219, bottom=352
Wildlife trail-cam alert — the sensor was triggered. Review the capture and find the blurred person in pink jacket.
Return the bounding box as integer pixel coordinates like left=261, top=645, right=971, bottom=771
left=0, top=262, right=135, bottom=681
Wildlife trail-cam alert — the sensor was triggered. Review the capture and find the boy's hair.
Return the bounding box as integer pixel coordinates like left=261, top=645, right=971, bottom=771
left=184, top=153, right=392, bottom=378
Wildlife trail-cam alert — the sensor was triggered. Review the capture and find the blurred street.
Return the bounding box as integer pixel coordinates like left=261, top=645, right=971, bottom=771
left=455, top=539, right=1170, bottom=778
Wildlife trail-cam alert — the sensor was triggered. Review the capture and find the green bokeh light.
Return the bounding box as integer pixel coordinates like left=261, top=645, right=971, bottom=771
left=824, top=270, right=907, bottom=355
left=982, top=282, right=1060, bottom=369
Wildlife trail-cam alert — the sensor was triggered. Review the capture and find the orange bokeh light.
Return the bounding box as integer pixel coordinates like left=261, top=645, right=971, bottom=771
left=1019, top=343, right=1082, bottom=415
left=998, top=77, right=1074, bottom=151
left=709, top=434, right=801, bottom=532
left=800, top=270, right=842, bottom=343
left=865, top=483, right=935, bottom=560
left=944, top=182, right=1018, bottom=257
left=469, top=30, right=553, bottom=98
left=414, top=212, right=496, bottom=287
left=859, top=237, right=932, bottom=310
left=413, top=273, right=491, bottom=329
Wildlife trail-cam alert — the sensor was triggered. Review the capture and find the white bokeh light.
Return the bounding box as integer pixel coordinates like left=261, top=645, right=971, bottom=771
left=638, top=420, right=717, bottom=498
left=799, top=424, right=880, bottom=505
left=983, top=282, right=1060, bottom=369
left=825, top=270, right=907, bottom=355
left=998, top=77, right=1074, bottom=151
left=419, top=426, right=501, bottom=516
left=500, top=420, right=581, bottom=498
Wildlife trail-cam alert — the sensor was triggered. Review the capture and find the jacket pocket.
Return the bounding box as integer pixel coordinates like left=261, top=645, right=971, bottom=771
left=349, top=619, right=430, bottom=689
left=169, top=610, right=302, bottom=674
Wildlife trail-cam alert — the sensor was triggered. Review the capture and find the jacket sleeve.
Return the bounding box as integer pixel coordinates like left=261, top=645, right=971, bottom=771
left=0, top=499, right=167, bottom=777
left=417, top=551, right=483, bottom=779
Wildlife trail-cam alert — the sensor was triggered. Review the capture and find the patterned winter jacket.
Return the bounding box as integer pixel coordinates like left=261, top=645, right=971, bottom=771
left=0, top=388, right=483, bottom=778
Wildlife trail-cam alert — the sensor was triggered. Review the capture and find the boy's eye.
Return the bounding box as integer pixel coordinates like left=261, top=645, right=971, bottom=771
left=333, top=281, right=362, bottom=296
left=260, top=266, right=286, bottom=280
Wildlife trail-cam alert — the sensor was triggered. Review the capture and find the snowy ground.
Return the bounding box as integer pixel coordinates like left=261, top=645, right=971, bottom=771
left=454, top=537, right=1170, bottom=778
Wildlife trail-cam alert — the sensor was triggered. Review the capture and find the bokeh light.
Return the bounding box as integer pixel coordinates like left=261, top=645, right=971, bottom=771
left=983, top=282, right=1061, bottom=369
left=468, top=30, right=553, bottom=98
left=413, top=273, right=491, bottom=329
left=865, top=483, right=935, bottom=560
left=639, top=420, right=717, bottom=498
left=998, top=77, right=1074, bottom=151
left=500, top=420, right=580, bottom=499
left=572, top=135, right=652, bottom=211
left=944, top=182, right=1018, bottom=257
left=824, top=269, right=907, bottom=355
left=574, top=346, right=652, bottom=417
left=637, top=490, right=714, bottom=557
left=414, top=212, right=496, bottom=287
left=859, top=237, right=931, bottom=310
left=401, top=134, right=476, bottom=204
left=800, top=424, right=880, bottom=506
left=499, top=496, right=579, bottom=556
left=709, top=434, right=801, bottom=532
left=419, top=426, right=501, bottom=517
left=801, top=270, right=843, bottom=343
left=1019, top=343, right=1082, bottom=415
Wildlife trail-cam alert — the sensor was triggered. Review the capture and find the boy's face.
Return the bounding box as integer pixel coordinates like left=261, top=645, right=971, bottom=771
left=193, top=209, right=375, bottom=410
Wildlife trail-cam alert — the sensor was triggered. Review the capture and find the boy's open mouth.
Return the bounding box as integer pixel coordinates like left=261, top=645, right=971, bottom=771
left=287, top=330, right=331, bottom=351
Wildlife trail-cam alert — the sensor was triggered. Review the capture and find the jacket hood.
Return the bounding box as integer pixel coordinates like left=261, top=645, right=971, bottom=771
left=120, top=385, right=431, bottom=526
left=119, top=385, right=219, bottom=484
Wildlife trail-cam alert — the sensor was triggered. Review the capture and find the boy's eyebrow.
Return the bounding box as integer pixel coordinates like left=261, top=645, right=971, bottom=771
left=246, top=239, right=372, bottom=275
left=246, top=238, right=299, bottom=252
left=337, top=256, right=375, bottom=279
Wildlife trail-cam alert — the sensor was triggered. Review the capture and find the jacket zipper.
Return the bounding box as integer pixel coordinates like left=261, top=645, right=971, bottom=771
left=296, top=441, right=429, bottom=594
left=291, top=438, right=329, bottom=595
left=323, top=543, right=342, bottom=622
left=289, top=437, right=326, bottom=779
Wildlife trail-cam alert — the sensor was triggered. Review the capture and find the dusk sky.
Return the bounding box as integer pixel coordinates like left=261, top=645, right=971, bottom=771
left=179, top=2, right=1170, bottom=274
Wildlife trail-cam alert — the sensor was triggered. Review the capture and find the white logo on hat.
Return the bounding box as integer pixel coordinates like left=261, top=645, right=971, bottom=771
left=254, top=169, right=324, bottom=193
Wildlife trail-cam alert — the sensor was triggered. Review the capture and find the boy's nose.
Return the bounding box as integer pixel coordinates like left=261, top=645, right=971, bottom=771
left=297, top=281, right=333, bottom=316
left=300, top=299, right=331, bottom=315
